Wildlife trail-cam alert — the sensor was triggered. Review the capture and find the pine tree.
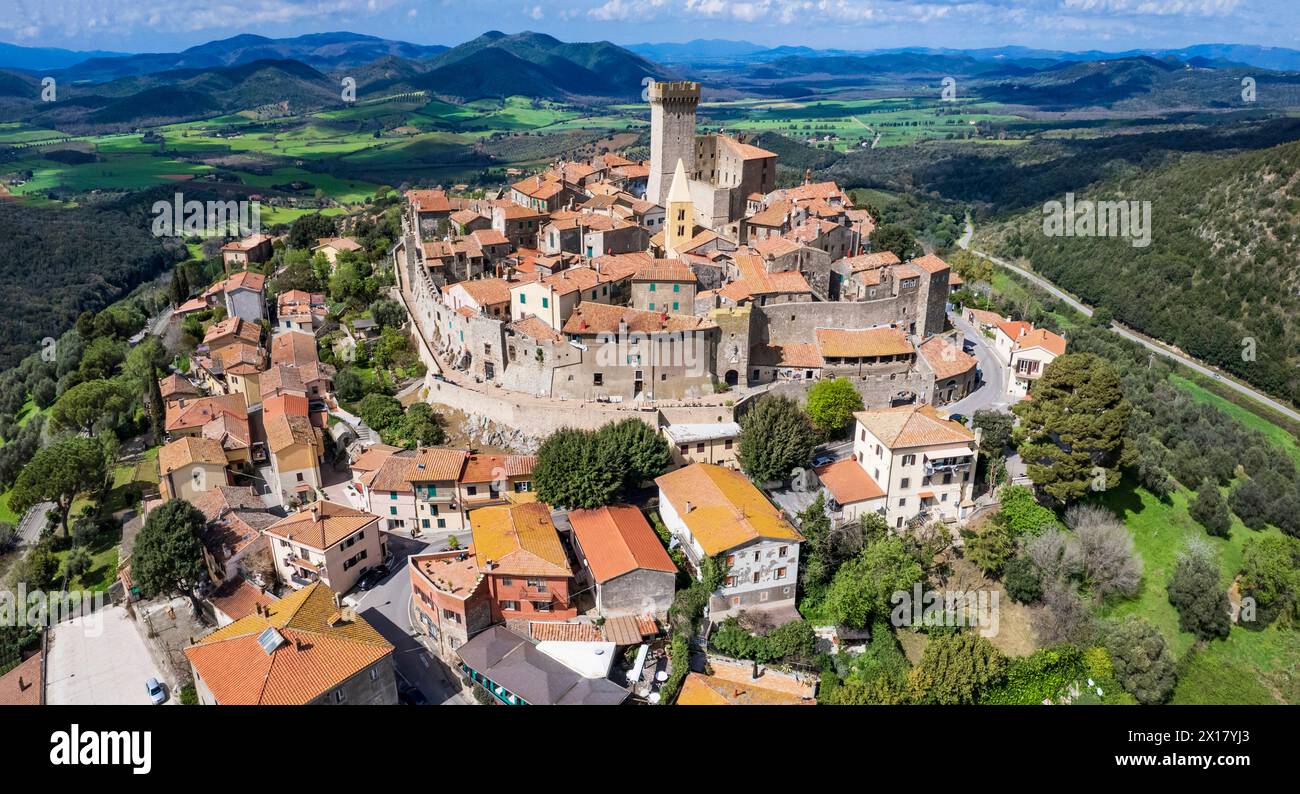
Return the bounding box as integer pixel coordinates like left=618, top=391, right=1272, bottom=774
left=1188, top=479, right=1232, bottom=537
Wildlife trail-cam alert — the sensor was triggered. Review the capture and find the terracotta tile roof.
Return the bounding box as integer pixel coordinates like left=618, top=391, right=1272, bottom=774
left=509, top=316, right=564, bottom=343
left=200, top=410, right=251, bottom=450
left=265, top=412, right=317, bottom=454
left=965, top=308, right=1006, bottom=327
left=214, top=341, right=265, bottom=376
left=814, top=459, right=885, bottom=505
left=537, top=266, right=602, bottom=296
left=593, top=252, right=652, bottom=281
left=775, top=181, right=850, bottom=204
left=569, top=505, right=675, bottom=583
left=260, top=364, right=307, bottom=396
left=512, top=176, right=565, bottom=200
left=204, top=316, right=262, bottom=347
left=721, top=136, right=778, bottom=160
left=909, top=253, right=951, bottom=274
left=184, top=582, right=392, bottom=705
left=265, top=501, right=379, bottom=551
left=747, top=200, right=793, bottom=228
left=369, top=448, right=468, bottom=492
left=408, top=189, right=453, bottom=214
left=816, top=326, right=913, bottom=358
left=159, top=373, right=199, bottom=399
left=165, top=394, right=247, bottom=433
left=787, top=218, right=839, bottom=245
left=995, top=320, right=1034, bottom=342
left=225, top=269, right=267, bottom=292
left=449, top=278, right=513, bottom=307
left=919, top=336, right=978, bottom=380
left=314, top=236, right=361, bottom=252
left=853, top=403, right=975, bottom=449
left=270, top=330, right=319, bottom=369
left=461, top=453, right=536, bottom=483
left=0, top=653, right=41, bottom=706
left=677, top=672, right=813, bottom=705
left=350, top=444, right=402, bottom=474
left=529, top=622, right=604, bottom=642
left=1014, top=327, right=1068, bottom=357
left=749, top=343, right=824, bottom=369
left=470, top=228, right=510, bottom=247
left=471, top=502, right=572, bottom=578
left=264, top=393, right=309, bottom=418
left=220, top=234, right=271, bottom=252
left=654, top=463, right=803, bottom=556
left=633, top=259, right=695, bottom=283
left=208, top=577, right=276, bottom=623
left=842, top=251, right=900, bottom=273
left=563, top=302, right=716, bottom=336
left=734, top=257, right=812, bottom=296
left=751, top=235, right=802, bottom=258
left=159, top=435, right=227, bottom=474
left=192, top=486, right=277, bottom=558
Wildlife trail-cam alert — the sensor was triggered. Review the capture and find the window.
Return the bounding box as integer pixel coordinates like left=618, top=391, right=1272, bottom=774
left=390, top=491, right=397, bottom=500
left=437, top=518, right=446, bottom=529
left=334, top=689, right=345, bottom=703
left=466, top=485, right=477, bottom=496
left=725, top=554, right=735, bottom=567
left=673, top=283, right=680, bottom=293
left=902, top=454, right=916, bottom=466
left=296, top=473, right=304, bottom=482
left=442, top=608, right=461, bottom=623
left=532, top=601, right=552, bottom=612
left=649, top=283, right=656, bottom=292
left=422, top=519, right=429, bottom=528
left=648, top=302, right=655, bottom=310
left=593, top=373, right=603, bottom=386
left=672, top=302, right=679, bottom=311
left=680, top=445, right=689, bottom=455
left=725, top=576, right=736, bottom=588
left=775, top=567, right=786, bottom=580
left=898, top=498, right=906, bottom=507
left=696, top=442, right=705, bottom=453
left=501, top=600, right=520, bottom=612
left=901, top=478, right=910, bottom=489
left=778, top=546, right=788, bottom=557
left=724, top=439, right=733, bottom=450
left=370, top=668, right=380, bottom=681
left=541, top=297, right=549, bottom=309
left=752, top=572, right=760, bottom=584
left=519, top=294, right=526, bottom=304
left=390, top=507, right=397, bottom=516
left=501, top=577, right=513, bottom=586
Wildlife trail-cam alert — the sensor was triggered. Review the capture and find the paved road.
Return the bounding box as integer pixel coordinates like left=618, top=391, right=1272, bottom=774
left=944, top=312, right=1010, bottom=417
left=350, top=533, right=472, bottom=706
left=16, top=501, right=54, bottom=546
left=958, top=220, right=1300, bottom=425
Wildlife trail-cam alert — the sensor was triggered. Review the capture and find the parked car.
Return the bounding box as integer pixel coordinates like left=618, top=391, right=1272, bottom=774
left=398, top=684, right=428, bottom=705
left=356, top=566, right=387, bottom=591
left=811, top=453, right=836, bottom=468
left=145, top=677, right=167, bottom=705
left=962, top=340, right=976, bottom=354
left=948, top=413, right=968, bottom=426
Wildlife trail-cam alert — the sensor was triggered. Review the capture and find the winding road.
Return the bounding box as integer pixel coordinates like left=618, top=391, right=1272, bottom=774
left=957, top=219, right=1300, bottom=426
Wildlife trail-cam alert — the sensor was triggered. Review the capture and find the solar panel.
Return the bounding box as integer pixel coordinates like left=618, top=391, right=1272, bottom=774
left=257, top=627, right=286, bottom=655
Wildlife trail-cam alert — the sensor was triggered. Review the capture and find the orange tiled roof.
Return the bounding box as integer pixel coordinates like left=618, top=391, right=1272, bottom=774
left=749, top=342, right=824, bottom=369
left=677, top=672, right=813, bottom=705
left=568, top=504, right=675, bottom=583
left=0, top=653, right=41, bottom=706
left=165, top=394, right=247, bottom=433
left=1014, top=327, right=1067, bottom=357
left=919, top=336, right=978, bottom=380
left=460, top=453, right=536, bottom=484
left=563, top=302, right=716, bottom=336
left=265, top=501, right=378, bottom=551
left=159, top=435, right=227, bottom=474
left=908, top=253, right=951, bottom=275
left=854, top=403, right=975, bottom=449
left=654, top=463, right=803, bottom=556
left=184, top=582, right=392, bottom=705
left=470, top=502, right=572, bottom=578
left=814, top=458, right=885, bottom=505
left=816, top=326, right=913, bottom=358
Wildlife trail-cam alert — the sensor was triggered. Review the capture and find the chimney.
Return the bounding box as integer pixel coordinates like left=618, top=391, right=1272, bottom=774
left=954, top=330, right=965, bottom=349
left=684, top=500, right=694, bottom=514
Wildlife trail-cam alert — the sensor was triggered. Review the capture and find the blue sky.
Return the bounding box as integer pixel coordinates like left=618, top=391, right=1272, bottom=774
left=4, top=0, right=1299, bottom=54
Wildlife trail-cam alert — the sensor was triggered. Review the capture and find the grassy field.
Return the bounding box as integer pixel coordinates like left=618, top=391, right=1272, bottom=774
left=1169, top=373, right=1300, bottom=470
left=1092, top=481, right=1298, bottom=704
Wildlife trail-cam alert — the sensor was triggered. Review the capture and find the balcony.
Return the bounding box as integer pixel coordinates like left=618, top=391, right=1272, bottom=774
left=924, top=456, right=973, bottom=477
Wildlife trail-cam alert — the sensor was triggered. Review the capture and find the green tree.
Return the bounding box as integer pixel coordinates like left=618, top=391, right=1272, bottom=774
left=962, top=520, right=1013, bottom=575
left=737, top=395, right=815, bottom=483
left=1167, top=544, right=1231, bottom=640
left=595, top=419, right=671, bottom=486
left=972, top=409, right=1014, bottom=457
left=534, top=427, right=626, bottom=509
left=1013, top=353, right=1131, bottom=505
left=357, top=393, right=404, bottom=432
left=826, top=536, right=923, bottom=629
left=49, top=378, right=129, bottom=436
left=397, top=403, right=445, bottom=448
left=1104, top=617, right=1177, bottom=705
left=805, top=378, right=864, bottom=438
left=1238, top=534, right=1300, bottom=625
left=130, top=499, right=209, bottom=611
left=909, top=632, right=1008, bottom=705
left=333, top=367, right=366, bottom=404
left=9, top=436, right=110, bottom=534
left=64, top=546, right=93, bottom=581
left=868, top=223, right=922, bottom=260
left=369, top=298, right=406, bottom=329
left=1189, top=479, right=1232, bottom=538
left=19, top=546, right=60, bottom=589
left=1003, top=555, right=1043, bottom=603
left=996, top=484, right=1058, bottom=536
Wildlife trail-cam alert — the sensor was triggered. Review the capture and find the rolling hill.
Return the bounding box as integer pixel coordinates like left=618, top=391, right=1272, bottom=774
left=974, top=137, right=1300, bottom=407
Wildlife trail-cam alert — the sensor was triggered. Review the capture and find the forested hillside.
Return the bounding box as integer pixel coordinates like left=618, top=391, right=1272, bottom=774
left=0, top=199, right=181, bottom=369
left=975, top=138, right=1300, bottom=406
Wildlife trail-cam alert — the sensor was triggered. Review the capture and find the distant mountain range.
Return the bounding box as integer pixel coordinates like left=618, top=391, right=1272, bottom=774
left=1, top=30, right=1299, bottom=132
left=628, top=39, right=1300, bottom=72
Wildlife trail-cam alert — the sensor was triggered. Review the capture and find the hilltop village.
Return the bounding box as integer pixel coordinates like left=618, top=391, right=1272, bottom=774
left=3, top=81, right=1078, bottom=708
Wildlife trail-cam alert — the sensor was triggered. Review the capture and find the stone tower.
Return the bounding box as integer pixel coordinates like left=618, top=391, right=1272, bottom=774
left=665, top=158, right=693, bottom=258
left=647, top=80, right=701, bottom=209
